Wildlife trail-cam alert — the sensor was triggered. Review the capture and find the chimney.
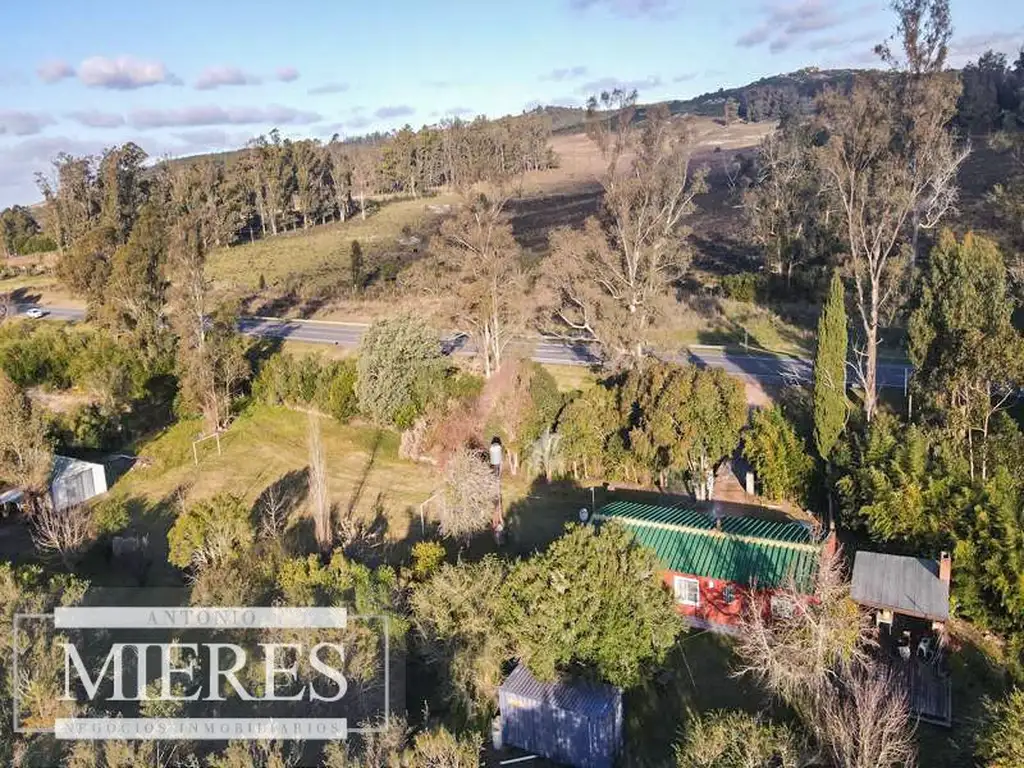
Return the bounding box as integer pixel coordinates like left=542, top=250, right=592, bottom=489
left=939, top=551, right=951, bottom=584
left=714, top=517, right=722, bottom=531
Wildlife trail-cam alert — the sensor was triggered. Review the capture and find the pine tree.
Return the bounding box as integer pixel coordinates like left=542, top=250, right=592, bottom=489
left=813, top=271, right=848, bottom=461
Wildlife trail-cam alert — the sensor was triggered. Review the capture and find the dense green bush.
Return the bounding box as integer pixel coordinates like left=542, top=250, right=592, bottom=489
left=253, top=352, right=358, bottom=421
left=744, top=406, right=815, bottom=505
left=49, top=403, right=123, bottom=452
left=357, top=314, right=445, bottom=428
left=0, top=324, right=151, bottom=399
left=675, top=709, right=807, bottom=768
left=0, top=324, right=83, bottom=388
left=15, top=234, right=57, bottom=255
left=721, top=272, right=762, bottom=302
left=976, top=688, right=1024, bottom=767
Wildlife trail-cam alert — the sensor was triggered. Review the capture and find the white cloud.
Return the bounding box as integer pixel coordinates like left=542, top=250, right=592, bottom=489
left=0, top=136, right=104, bottom=207
left=737, top=0, right=872, bottom=54
left=276, top=66, right=300, bottom=82
left=78, top=55, right=179, bottom=89
left=374, top=105, right=415, bottom=120
left=542, top=65, right=589, bottom=82
left=37, top=60, right=75, bottom=84
left=195, top=66, right=262, bottom=90
left=308, top=81, right=350, bottom=95
left=569, top=0, right=678, bottom=18
left=948, top=28, right=1024, bottom=65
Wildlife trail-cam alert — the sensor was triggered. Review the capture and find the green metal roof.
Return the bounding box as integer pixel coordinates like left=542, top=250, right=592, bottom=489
left=596, top=501, right=820, bottom=591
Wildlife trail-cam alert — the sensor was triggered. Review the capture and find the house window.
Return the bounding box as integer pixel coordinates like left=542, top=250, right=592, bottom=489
left=674, top=576, right=700, bottom=606
left=723, top=585, right=736, bottom=604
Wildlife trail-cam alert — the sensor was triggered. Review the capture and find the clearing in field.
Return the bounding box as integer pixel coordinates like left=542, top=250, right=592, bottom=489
left=206, top=193, right=459, bottom=315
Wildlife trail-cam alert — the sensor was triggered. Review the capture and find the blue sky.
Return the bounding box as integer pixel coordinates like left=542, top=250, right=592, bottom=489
left=0, top=0, right=1021, bottom=207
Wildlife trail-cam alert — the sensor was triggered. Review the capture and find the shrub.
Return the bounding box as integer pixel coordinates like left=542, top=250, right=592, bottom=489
left=252, top=352, right=358, bottom=422
left=721, top=272, right=761, bottom=303
left=0, top=324, right=152, bottom=402
left=167, top=494, right=254, bottom=570
left=92, top=497, right=130, bottom=536
left=51, top=403, right=122, bottom=452
left=16, top=234, right=57, bottom=255
left=744, top=406, right=815, bottom=504
left=411, top=540, right=447, bottom=580
left=675, top=709, right=806, bottom=768
left=977, top=688, right=1024, bottom=768
left=357, top=314, right=444, bottom=428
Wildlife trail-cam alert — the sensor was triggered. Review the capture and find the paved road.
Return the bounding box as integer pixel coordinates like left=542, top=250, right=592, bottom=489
left=237, top=316, right=912, bottom=388
left=12, top=304, right=87, bottom=322
left=16, top=305, right=912, bottom=389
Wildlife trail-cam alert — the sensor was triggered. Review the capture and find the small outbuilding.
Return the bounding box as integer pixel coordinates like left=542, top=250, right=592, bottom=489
left=499, top=663, right=622, bottom=768
left=851, top=550, right=953, bottom=727
left=50, top=455, right=108, bottom=510
left=851, top=550, right=950, bottom=627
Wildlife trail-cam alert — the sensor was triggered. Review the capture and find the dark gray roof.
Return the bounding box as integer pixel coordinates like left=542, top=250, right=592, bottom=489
left=499, top=663, right=620, bottom=718
left=851, top=551, right=949, bottom=621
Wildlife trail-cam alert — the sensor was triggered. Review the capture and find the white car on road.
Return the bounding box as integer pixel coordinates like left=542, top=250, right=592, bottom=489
left=24, top=307, right=46, bottom=319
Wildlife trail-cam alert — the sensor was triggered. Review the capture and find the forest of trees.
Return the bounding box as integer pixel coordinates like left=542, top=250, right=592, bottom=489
left=26, top=111, right=553, bottom=266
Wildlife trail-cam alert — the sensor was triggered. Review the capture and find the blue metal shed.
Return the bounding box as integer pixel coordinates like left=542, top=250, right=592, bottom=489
left=499, top=663, right=623, bottom=768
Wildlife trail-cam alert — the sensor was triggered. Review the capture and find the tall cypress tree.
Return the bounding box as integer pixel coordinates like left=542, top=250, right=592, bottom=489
left=813, top=271, right=848, bottom=461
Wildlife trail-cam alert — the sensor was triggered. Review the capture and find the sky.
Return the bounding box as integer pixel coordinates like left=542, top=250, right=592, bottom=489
left=0, top=0, right=1022, bottom=208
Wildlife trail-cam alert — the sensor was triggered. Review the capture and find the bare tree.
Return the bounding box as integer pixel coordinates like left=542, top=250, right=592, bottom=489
left=439, top=448, right=498, bottom=540
left=257, top=484, right=289, bottom=541
left=817, top=0, right=967, bottom=421
left=542, top=95, right=707, bottom=366
left=168, top=215, right=249, bottom=434
left=744, top=125, right=823, bottom=285
left=430, top=191, right=528, bottom=377
left=30, top=503, right=94, bottom=568
left=734, top=546, right=916, bottom=767
left=821, top=662, right=917, bottom=768
left=307, top=412, right=332, bottom=552
left=733, top=547, right=873, bottom=716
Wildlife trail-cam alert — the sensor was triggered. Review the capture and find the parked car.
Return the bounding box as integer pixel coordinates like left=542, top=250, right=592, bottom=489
left=25, top=307, right=46, bottom=319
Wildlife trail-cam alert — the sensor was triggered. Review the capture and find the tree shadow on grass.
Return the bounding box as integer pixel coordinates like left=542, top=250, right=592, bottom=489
left=251, top=468, right=310, bottom=537
left=9, top=287, right=43, bottom=306
left=346, top=429, right=384, bottom=519
left=621, top=631, right=781, bottom=768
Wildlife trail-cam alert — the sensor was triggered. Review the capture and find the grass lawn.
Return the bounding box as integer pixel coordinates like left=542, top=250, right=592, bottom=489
left=540, top=363, right=601, bottom=393
left=0, top=273, right=84, bottom=309
left=106, top=404, right=443, bottom=582
left=279, top=339, right=356, bottom=360
left=622, top=630, right=779, bottom=767
left=206, top=193, right=459, bottom=296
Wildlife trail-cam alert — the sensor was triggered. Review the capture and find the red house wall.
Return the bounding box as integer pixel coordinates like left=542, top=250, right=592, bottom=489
left=661, top=570, right=772, bottom=630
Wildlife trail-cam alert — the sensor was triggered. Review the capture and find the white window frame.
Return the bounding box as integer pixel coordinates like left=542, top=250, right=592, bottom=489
left=674, top=576, right=700, bottom=607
